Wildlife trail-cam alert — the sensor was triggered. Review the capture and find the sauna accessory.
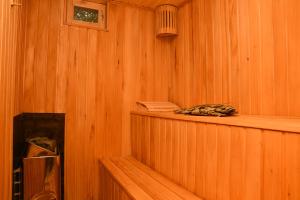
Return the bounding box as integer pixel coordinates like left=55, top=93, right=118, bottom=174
left=13, top=113, right=65, bottom=200
left=136, top=101, right=180, bottom=112
left=175, top=104, right=237, bottom=117
left=26, top=137, right=57, bottom=156
left=23, top=137, right=60, bottom=200
left=156, top=5, right=178, bottom=37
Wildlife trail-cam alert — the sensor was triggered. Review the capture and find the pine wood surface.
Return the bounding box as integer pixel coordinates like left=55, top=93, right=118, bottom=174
left=16, top=0, right=174, bottom=199
left=100, top=158, right=152, bottom=200
left=100, top=162, right=135, bottom=200
left=136, top=101, right=180, bottom=112
left=132, top=111, right=300, bottom=134
left=110, top=0, right=190, bottom=9
left=0, top=0, right=25, bottom=199
left=2, top=0, right=300, bottom=199
left=172, top=0, right=300, bottom=117
left=131, top=113, right=300, bottom=200
left=101, top=157, right=203, bottom=200
left=23, top=156, right=61, bottom=200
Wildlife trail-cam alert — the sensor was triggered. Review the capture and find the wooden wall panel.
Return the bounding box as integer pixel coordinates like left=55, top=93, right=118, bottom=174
left=172, top=0, right=300, bottom=117
left=131, top=113, right=300, bottom=200
left=18, top=0, right=174, bottom=199
left=0, top=0, right=25, bottom=199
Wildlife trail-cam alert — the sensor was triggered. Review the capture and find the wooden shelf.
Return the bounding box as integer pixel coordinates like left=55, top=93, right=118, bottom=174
left=131, top=111, right=300, bottom=133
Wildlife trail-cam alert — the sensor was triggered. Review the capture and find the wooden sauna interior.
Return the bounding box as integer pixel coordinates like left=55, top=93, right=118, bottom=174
left=1, top=0, right=300, bottom=199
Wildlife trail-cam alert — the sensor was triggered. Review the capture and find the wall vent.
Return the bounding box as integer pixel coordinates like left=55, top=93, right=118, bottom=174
left=65, top=0, right=108, bottom=31
left=156, top=5, right=178, bottom=37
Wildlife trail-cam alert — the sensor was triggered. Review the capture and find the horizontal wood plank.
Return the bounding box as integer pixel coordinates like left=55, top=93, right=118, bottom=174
left=101, top=158, right=154, bottom=200
left=132, top=111, right=300, bottom=133
left=124, top=157, right=203, bottom=200
left=101, top=157, right=203, bottom=200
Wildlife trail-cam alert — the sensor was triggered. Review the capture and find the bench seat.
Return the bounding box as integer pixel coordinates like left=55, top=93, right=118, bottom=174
left=100, top=156, right=204, bottom=200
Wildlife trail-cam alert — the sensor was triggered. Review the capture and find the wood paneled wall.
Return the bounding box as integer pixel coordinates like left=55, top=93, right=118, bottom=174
left=17, top=0, right=174, bottom=199
left=5, top=0, right=300, bottom=198
left=0, top=0, right=25, bottom=199
left=172, top=0, right=300, bottom=117
left=131, top=113, right=300, bottom=200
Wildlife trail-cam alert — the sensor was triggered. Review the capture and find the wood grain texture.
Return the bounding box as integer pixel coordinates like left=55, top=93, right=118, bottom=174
left=0, top=0, right=25, bottom=199
left=17, top=0, right=174, bottom=199
left=100, top=162, right=134, bottom=200
left=132, top=111, right=300, bottom=134
left=100, top=157, right=203, bottom=200
left=23, top=156, right=61, bottom=200
left=3, top=0, right=300, bottom=199
left=131, top=113, right=300, bottom=200
left=172, top=0, right=300, bottom=117
left=110, top=0, right=190, bottom=9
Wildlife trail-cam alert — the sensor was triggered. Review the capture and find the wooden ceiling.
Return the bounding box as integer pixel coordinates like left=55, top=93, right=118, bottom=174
left=117, top=0, right=190, bottom=8
left=86, top=0, right=190, bottom=8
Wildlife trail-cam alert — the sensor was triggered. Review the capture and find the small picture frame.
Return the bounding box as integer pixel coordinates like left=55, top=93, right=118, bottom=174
left=65, top=0, right=108, bottom=31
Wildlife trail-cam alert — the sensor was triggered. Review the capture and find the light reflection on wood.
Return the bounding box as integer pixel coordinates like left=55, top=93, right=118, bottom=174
left=23, top=156, right=61, bottom=200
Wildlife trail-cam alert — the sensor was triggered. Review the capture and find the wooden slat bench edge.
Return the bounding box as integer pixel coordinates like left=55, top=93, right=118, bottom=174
left=101, top=157, right=204, bottom=200
left=131, top=111, right=300, bottom=134
left=122, top=156, right=204, bottom=200
left=100, top=158, right=154, bottom=200
left=111, top=157, right=184, bottom=200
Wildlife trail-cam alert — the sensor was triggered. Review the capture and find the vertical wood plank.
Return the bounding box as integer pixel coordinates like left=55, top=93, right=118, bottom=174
left=244, top=128, right=262, bottom=200
left=175, top=0, right=300, bottom=117
left=195, top=123, right=206, bottom=197
left=216, top=125, right=231, bottom=200
left=229, top=127, right=246, bottom=200
left=263, top=131, right=283, bottom=200
left=284, top=133, right=300, bottom=200
left=204, top=124, right=218, bottom=200
left=186, top=122, right=197, bottom=192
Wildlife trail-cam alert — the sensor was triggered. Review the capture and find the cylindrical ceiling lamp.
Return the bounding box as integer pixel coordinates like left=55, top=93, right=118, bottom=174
left=156, top=4, right=178, bottom=38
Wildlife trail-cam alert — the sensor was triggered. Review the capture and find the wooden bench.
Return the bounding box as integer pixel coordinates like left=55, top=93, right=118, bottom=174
left=100, top=156, right=204, bottom=200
